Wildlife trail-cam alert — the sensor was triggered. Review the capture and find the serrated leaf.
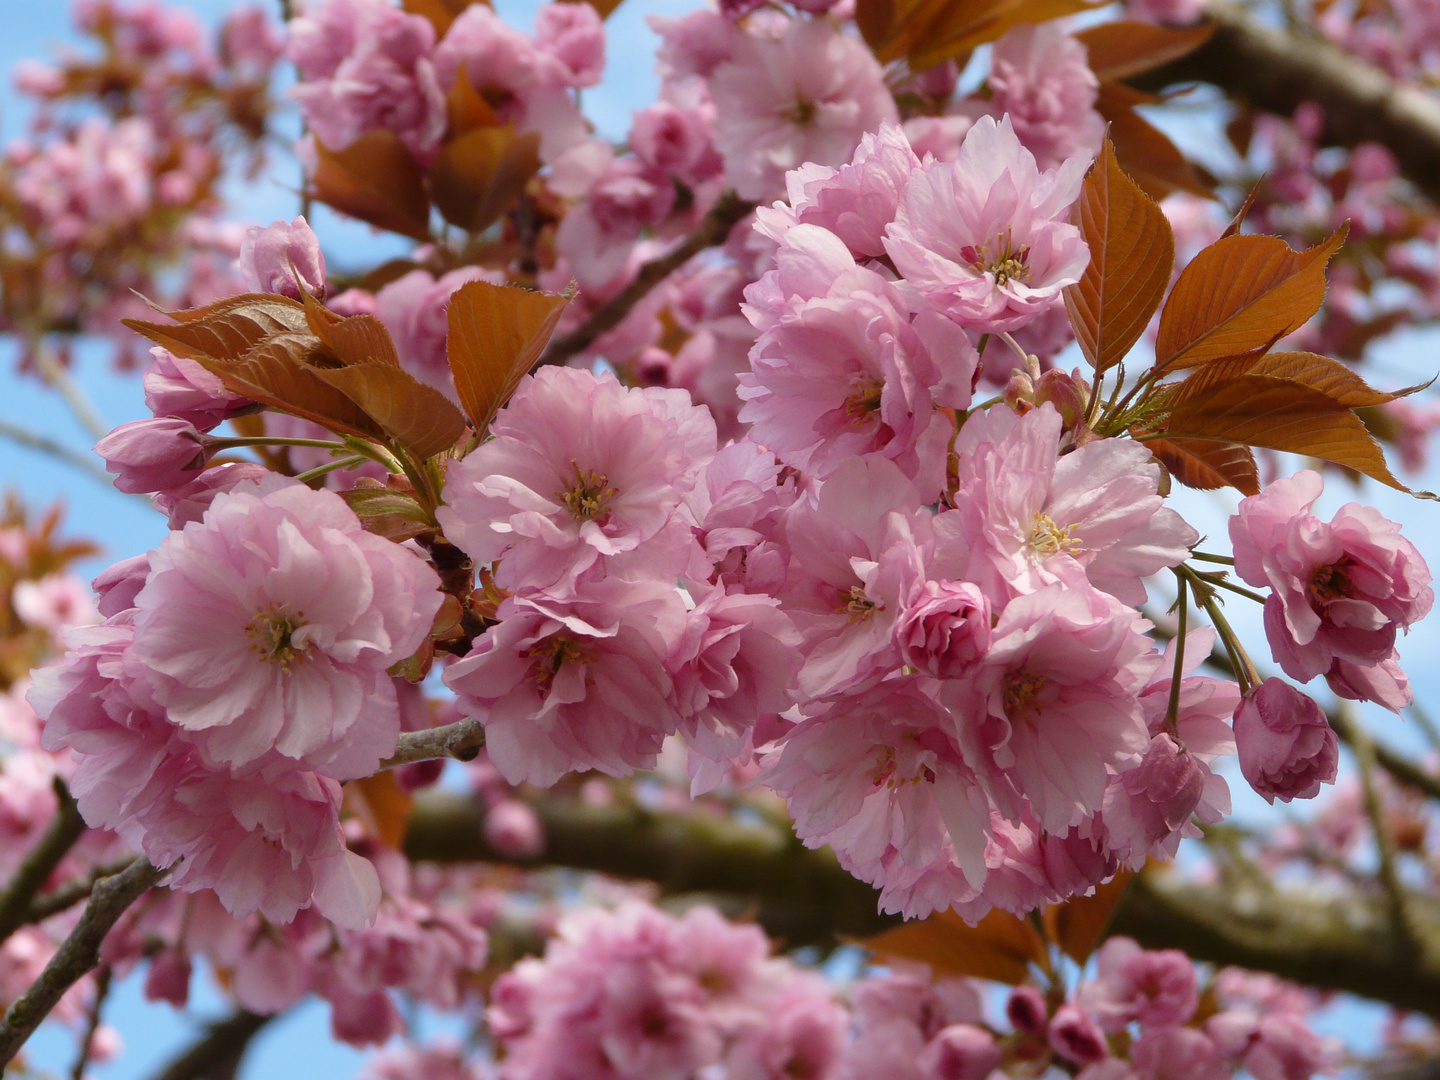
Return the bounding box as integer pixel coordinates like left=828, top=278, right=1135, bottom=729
left=311, top=363, right=467, bottom=459
left=446, top=280, right=570, bottom=434
left=1074, top=21, right=1215, bottom=82
left=1219, top=181, right=1262, bottom=240
left=1143, top=436, right=1260, bottom=494
left=310, top=131, right=432, bottom=242
left=302, top=293, right=403, bottom=368
left=1065, top=138, right=1174, bottom=374
left=189, top=337, right=387, bottom=440
left=124, top=297, right=311, bottom=362
left=860, top=908, right=1046, bottom=985
left=1041, top=870, right=1135, bottom=963
left=1157, top=374, right=1428, bottom=495
left=430, top=126, right=541, bottom=234
left=1096, top=84, right=1212, bottom=201
left=1155, top=227, right=1347, bottom=372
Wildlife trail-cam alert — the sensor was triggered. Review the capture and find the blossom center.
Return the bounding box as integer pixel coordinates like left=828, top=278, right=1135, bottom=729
left=558, top=461, right=617, bottom=522
left=246, top=607, right=308, bottom=668
left=788, top=96, right=817, bottom=125
left=1307, top=561, right=1351, bottom=608
left=1029, top=512, right=1081, bottom=558
left=840, top=585, right=880, bottom=622
left=842, top=376, right=884, bottom=424
left=527, top=633, right=588, bottom=686
left=1004, top=670, right=1047, bottom=720
left=960, top=232, right=1032, bottom=287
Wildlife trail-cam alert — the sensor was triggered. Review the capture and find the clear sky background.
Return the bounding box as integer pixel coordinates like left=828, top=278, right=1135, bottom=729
left=0, top=1, right=1435, bottom=1076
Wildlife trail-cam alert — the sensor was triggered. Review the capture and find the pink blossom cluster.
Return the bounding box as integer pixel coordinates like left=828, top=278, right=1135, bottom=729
left=102, top=853, right=493, bottom=1045
left=486, top=899, right=849, bottom=1080
left=28, top=475, right=444, bottom=927
left=288, top=0, right=601, bottom=164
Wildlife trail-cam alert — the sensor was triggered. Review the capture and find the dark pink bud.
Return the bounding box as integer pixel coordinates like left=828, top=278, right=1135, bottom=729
left=1233, top=679, right=1338, bottom=804
left=1007, top=985, right=1049, bottom=1035
left=1048, top=1004, right=1108, bottom=1065
left=95, top=418, right=208, bottom=494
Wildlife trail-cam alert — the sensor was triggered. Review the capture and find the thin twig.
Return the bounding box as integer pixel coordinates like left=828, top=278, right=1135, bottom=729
left=537, top=192, right=756, bottom=370
left=31, top=344, right=109, bottom=441
left=0, top=779, right=88, bottom=948
left=24, top=859, right=139, bottom=928
left=0, top=420, right=115, bottom=488
left=1337, top=706, right=1425, bottom=964
left=149, top=1009, right=272, bottom=1080
left=1407, top=699, right=1440, bottom=757
left=382, top=717, right=486, bottom=770
left=0, top=858, right=166, bottom=1067
left=69, top=965, right=111, bottom=1080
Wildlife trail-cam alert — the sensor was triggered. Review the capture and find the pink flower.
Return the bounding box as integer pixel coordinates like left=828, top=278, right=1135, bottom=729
left=650, top=10, right=736, bottom=80
left=983, top=25, right=1105, bottom=171
left=1048, top=1005, right=1108, bottom=1065
left=710, top=18, right=897, bottom=200
left=1081, top=937, right=1198, bottom=1032
left=919, top=1024, right=1003, bottom=1080
left=437, top=367, right=716, bottom=589
left=1130, top=1028, right=1229, bottom=1080
left=1237, top=1015, right=1342, bottom=1080
left=937, top=404, right=1197, bottom=606
left=1229, top=470, right=1432, bottom=709
left=238, top=216, right=325, bottom=298
left=754, top=120, right=921, bottom=259
left=95, top=417, right=208, bottom=494
left=534, top=2, right=606, bottom=87
left=944, top=582, right=1156, bottom=833
left=376, top=267, right=504, bottom=399
left=555, top=156, right=677, bottom=287
left=885, top=115, right=1090, bottom=334
left=740, top=263, right=976, bottom=500
left=93, top=555, right=150, bottom=619
left=895, top=580, right=991, bottom=680
left=760, top=678, right=993, bottom=898
left=288, top=0, right=447, bottom=160
left=13, top=573, right=97, bottom=632
left=1233, top=679, right=1338, bottom=804
left=363, top=1041, right=484, bottom=1080
left=142, top=347, right=251, bottom=430
left=433, top=4, right=588, bottom=161
left=152, top=462, right=272, bottom=529
left=129, top=477, right=443, bottom=775
left=631, top=100, right=721, bottom=185
left=484, top=798, right=546, bottom=859
left=443, top=577, right=688, bottom=786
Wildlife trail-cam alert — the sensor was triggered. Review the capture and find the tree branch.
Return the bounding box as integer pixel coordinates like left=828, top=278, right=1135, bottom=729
left=536, top=192, right=756, bottom=370
left=405, top=790, right=1440, bottom=1015
left=1143, top=0, right=1440, bottom=202
left=0, top=858, right=165, bottom=1067
left=0, top=779, right=88, bottom=947
left=149, top=1010, right=272, bottom=1080
left=381, top=717, right=485, bottom=770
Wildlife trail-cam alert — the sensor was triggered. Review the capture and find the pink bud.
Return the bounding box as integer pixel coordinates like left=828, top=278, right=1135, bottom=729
left=95, top=418, right=208, bottom=494
left=484, top=799, right=546, bottom=860
left=921, top=1024, right=1003, bottom=1080
left=895, top=579, right=991, bottom=679
left=143, top=948, right=192, bottom=1008
left=1233, top=679, right=1338, bottom=804
left=152, top=462, right=270, bottom=529
left=1048, top=1005, right=1108, bottom=1065
left=238, top=216, right=325, bottom=298
left=1007, top=985, right=1049, bottom=1035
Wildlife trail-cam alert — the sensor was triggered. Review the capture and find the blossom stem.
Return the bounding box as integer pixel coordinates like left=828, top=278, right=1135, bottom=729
left=205, top=436, right=350, bottom=451
left=1189, top=551, right=1235, bottom=566
left=1178, top=564, right=1261, bottom=691
left=1191, top=572, right=1267, bottom=604
left=293, top=454, right=367, bottom=485
left=1165, top=571, right=1189, bottom=732
left=0, top=858, right=166, bottom=1067
left=537, top=191, right=757, bottom=370
left=997, top=331, right=1030, bottom=364
left=381, top=717, right=487, bottom=769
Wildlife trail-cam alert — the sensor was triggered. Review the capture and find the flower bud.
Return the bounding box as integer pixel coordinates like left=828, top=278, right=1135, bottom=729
left=239, top=216, right=325, bottom=298
left=1233, top=679, right=1338, bottom=804
left=484, top=798, right=546, bottom=860
left=1007, top=985, right=1049, bottom=1035
left=921, top=1024, right=1003, bottom=1080
left=95, top=418, right=208, bottom=494
left=1048, top=1004, right=1108, bottom=1065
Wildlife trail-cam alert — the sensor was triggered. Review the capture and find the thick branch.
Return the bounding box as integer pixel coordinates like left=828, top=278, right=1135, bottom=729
left=406, top=790, right=1440, bottom=1015
left=150, top=1010, right=272, bottom=1080
left=537, top=192, right=756, bottom=370
left=0, top=858, right=164, bottom=1067
left=1143, top=0, right=1440, bottom=202
left=0, top=780, right=87, bottom=947
left=382, top=717, right=485, bottom=769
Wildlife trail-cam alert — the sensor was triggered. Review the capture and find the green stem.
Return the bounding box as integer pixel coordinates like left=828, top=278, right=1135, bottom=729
left=208, top=436, right=349, bottom=451
left=1179, top=564, right=1261, bottom=691
left=1190, top=551, right=1236, bottom=566
left=294, top=455, right=366, bottom=485
left=1165, top=570, right=1189, bottom=732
